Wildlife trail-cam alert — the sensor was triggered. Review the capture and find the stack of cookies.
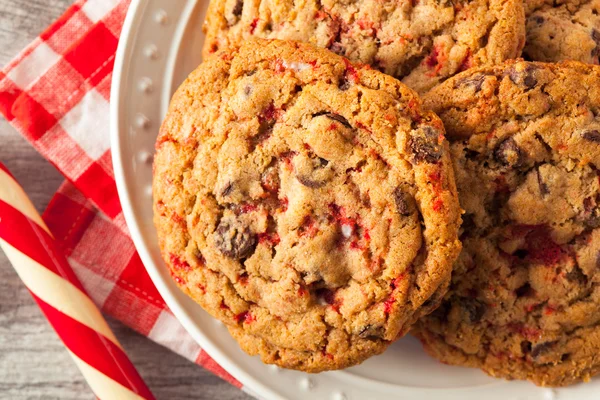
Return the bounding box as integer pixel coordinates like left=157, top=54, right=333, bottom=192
left=153, top=0, right=600, bottom=387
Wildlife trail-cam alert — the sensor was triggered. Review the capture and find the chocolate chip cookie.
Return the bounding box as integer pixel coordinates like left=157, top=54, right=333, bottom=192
left=524, top=0, right=600, bottom=64
left=414, top=60, right=600, bottom=386
left=202, top=0, right=525, bottom=94
left=153, top=38, right=461, bottom=372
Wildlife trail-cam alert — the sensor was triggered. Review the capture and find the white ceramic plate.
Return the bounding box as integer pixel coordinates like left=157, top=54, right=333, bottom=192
left=111, top=1, right=598, bottom=399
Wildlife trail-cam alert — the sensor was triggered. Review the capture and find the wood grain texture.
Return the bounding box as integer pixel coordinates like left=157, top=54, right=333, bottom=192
left=0, top=1, right=250, bottom=398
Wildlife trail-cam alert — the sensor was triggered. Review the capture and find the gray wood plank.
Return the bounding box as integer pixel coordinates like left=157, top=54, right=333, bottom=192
left=0, top=1, right=250, bottom=398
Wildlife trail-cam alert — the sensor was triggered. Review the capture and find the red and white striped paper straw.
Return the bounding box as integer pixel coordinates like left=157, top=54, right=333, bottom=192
left=0, top=162, right=155, bottom=400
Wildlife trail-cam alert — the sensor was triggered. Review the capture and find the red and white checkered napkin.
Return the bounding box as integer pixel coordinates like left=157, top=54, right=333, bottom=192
left=0, top=0, right=242, bottom=391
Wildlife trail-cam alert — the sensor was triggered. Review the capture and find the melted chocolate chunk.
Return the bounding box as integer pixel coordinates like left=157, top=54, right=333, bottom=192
left=313, top=111, right=352, bottom=128
left=531, top=341, right=558, bottom=361
left=505, top=64, right=538, bottom=89
left=227, top=0, right=244, bottom=26
left=393, top=187, right=414, bottom=216
left=532, top=15, right=544, bottom=25
left=296, top=156, right=331, bottom=189
left=221, top=182, right=234, bottom=197
left=232, top=0, right=243, bottom=16
left=410, top=127, right=443, bottom=164
left=592, top=29, right=600, bottom=59
left=494, top=138, right=523, bottom=167
left=582, top=129, right=600, bottom=143
left=454, top=74, right=486, bottom=92
left=358, top=324, right=385, bottom=339
left=215, top=218, right=257, bottom=260
left=297, top=175, right=326, bottom=188
left=459, top=298, right=486, bottom=323
left=565, top=266, right=588, bottom=285
left=338, top=78, right=351, bottom=91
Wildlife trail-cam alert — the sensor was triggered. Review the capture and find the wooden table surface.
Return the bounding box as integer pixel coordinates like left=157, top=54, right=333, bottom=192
left=0, top=1, right=250, bottom=398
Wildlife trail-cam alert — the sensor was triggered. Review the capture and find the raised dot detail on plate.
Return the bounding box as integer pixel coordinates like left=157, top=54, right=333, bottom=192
left=543, top=389, right=557, bottom=400
left=135, top=113, right=150, bottom=129
left=213, top=319, right=223, bottom=326
left=138, top=77, right=153, bottom=94
left=144, top=44, right=159, bottom=60
left=299, top=377, right=314, bottom=391
left=138, top=151, right=153, bottom=164
left=145, top=185, right=153, bottom=197
left=268, top=365, right=279, bottom=373
left=155, top=9, right=168, bottom=25
left=331, top=392, right=347, bottom=400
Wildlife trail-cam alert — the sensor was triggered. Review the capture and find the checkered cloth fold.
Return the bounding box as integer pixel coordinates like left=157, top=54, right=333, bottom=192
left=0, top=0, right=242, bottom=390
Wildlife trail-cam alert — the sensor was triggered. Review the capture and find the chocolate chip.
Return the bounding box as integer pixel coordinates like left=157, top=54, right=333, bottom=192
left=537, top=168, right=548, bottom=197
left=214, top=218, right=257, bottom=260
left=296, top=156, right=331, bottom=188
left=393, top=187, right=414, bottom=216
left=454, top=74, right=486, bottom=92
left=582, top=129, right=600, bottom=143
left=505, top=64, right=538, bottom=89
left=531, top=341, right=557, bottom=360
left=297, top=175, right=326, bottom=188
left=592, top=29, right=600, bottom=58
left=227, top=0, right=244, bottom=26
left=409, top=126, right=443, bottom=164
left=494, top=138, right=523, bottom=167
left=313, top=111, right=352, bottom=128
left=338, top=78, right=351, bottom=91
left=232, top=0, right=243, bottom=16
left=221, top=182, right=234, bottom=197
left=565, top=266, right=587, bottom=285
left=532, top=15, right=544, bottom=25
left=521, top=340, right=532, bottom=355
left=358, top=324, right=385, bottom=339
left=459, top=298, right=486, bottom=323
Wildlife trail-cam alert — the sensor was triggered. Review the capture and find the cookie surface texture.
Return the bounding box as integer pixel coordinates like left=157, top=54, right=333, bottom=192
left=202, top=0, right=525, bottom=94
left=153, top=39, right=461, bottom=372
left=416, top=60, right=600, bottom=387
left=524, top=0, right=600, bottom=64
